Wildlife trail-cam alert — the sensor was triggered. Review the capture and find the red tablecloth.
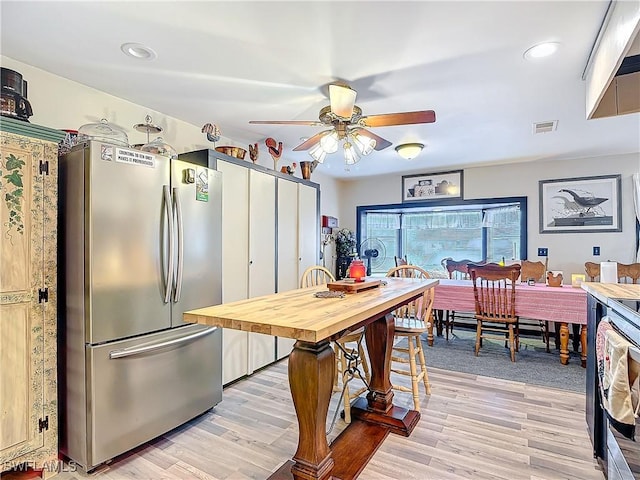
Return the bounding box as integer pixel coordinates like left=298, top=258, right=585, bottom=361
left=433, top=279, right=587, bottom=325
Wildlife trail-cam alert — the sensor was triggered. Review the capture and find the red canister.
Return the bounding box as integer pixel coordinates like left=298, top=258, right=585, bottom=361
left=348, top=259, right=366, bottom=282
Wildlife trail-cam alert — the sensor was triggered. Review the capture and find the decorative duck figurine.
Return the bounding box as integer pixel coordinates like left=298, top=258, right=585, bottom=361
left=280, top=162, right=297, bottom=175
left=201, top=123, right=221, bottom=143
left=248, top=143, right=259, bottom=163
left=265, top=137, right=282, bottom=170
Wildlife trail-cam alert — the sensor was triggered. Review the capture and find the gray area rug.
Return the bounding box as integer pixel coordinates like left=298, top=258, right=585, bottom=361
left=421, top=328, right=586, bottom=392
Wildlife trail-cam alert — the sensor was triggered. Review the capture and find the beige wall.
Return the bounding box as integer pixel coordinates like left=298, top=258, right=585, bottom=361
left=338, top=153, right=639, bottom=280
left=1, top=55, right=340, bottom=221
left=4, top=55, right=638, bottom=280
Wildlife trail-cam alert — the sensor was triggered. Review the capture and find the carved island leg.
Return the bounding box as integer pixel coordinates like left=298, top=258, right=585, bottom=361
left=351, top=313, right=420, bottom=436
left=559, top=322, right=570, bottom=365
left=287, top=340, right=335, bottom=480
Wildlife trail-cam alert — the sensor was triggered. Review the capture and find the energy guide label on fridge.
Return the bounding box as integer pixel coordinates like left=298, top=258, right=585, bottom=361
left=115, top=148, right=156, bottom=168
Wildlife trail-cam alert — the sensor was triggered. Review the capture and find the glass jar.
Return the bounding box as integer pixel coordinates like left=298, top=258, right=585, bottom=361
left=348, top=258, right=366, bottom=282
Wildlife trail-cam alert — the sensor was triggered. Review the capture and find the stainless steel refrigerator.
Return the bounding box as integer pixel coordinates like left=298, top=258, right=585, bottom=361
left=58, top=141, right=222, bottom=471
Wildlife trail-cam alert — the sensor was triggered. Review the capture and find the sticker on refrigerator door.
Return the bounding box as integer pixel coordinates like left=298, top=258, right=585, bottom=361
left=196, top=167, right=209, bottom=202
left=100, top=144, right=113, bottom=162
left=115, top=148, right=155, bottom=168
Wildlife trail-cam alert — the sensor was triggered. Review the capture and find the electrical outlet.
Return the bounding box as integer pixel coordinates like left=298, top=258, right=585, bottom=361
left=593, top=246, right=600, bottom=256
left=537, top=247, right=548, bottom=257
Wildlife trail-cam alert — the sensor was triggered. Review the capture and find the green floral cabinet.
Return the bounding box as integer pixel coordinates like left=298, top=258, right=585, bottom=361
left=0, top=118, right=63, bottom=478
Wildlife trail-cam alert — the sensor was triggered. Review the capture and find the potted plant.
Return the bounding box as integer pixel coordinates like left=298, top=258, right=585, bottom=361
left=335, top=228, right=356, bottom=279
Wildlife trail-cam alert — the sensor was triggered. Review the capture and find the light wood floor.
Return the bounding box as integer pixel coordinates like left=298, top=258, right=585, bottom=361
left=4, top=360, right=603, bottom=480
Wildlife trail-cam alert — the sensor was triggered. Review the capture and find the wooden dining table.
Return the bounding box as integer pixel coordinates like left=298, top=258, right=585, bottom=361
left=431, top=279, right=588, bottom=366
left=184, top=276, right=439, bottom=480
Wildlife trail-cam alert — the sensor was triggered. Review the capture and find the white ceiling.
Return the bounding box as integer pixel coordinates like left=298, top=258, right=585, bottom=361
left=1, top=1, right=639, bottom=179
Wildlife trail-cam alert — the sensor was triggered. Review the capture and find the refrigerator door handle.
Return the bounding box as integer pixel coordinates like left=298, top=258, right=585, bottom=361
left=108, top=327, right=218, bottom=359
left=163, top=185, right=174, bottom=304
left=173, top=187, right=184, bottom=303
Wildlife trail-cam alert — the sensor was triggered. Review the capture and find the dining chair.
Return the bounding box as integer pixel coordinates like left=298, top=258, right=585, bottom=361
left=300, top=265, right=370, bottom=424
left=617, top=262, right=640, bottom=284
left=439, top=257, right=477, bottom=340
left=520, top=259, right=547, bottom=283
left=385, top=265, right=435, bottom=411
left=585, top=261, right=600, bottom=281
left=468, top=262, right=522, bottom=362
left=520, top=259, right=552, bottom=351
left=394, top=255, right=408, bottom=267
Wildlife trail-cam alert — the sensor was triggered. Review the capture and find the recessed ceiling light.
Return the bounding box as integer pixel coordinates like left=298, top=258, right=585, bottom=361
left=120, top=43, right=157, bottom=60
left=523, top=42, right=560, bottom=60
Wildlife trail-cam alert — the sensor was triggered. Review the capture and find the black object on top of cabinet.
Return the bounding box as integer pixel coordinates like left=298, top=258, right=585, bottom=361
left=1, top=67, right=33, bottom=122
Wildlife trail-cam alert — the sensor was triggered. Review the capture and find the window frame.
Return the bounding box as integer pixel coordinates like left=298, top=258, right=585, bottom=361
left=356, top=196, right=528, bottom=268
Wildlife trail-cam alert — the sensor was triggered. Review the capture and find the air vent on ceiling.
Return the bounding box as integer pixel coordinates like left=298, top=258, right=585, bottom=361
left=532, top=120, right=558, bottom=134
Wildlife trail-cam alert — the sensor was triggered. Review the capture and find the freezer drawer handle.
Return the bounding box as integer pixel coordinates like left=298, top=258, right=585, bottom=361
left=108, top=327, right=217, bottom=359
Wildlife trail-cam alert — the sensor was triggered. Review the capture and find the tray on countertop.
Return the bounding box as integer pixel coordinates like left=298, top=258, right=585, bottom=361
left=327, top=278, right=382, bottom=293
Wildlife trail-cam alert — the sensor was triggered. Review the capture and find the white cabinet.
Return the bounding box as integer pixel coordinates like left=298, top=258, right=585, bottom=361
left=247, top=169, right=276, bottom=371
left=181, top=150, right=319, bottom=384
left=276, top=180, right=319, bottom=360
left=217, top=161, right=250, bottom=385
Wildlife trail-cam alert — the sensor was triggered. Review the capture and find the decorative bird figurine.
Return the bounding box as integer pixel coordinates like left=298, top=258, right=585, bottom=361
left=558, top=189, right=608, bottom=214
left=248, top=143, right=259, bottom=163
left=265, top=137, right=282, bottom=170
left=280, top=162, right=297, bottom=175
left=201, top=123, right=221, bottom=143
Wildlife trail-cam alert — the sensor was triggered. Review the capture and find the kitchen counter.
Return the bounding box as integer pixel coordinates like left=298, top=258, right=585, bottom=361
left=582, top=281, right=639, bottom=480
left=581, top=282, right=640, bottom=304
left=185, top=277, right=438, bottom=480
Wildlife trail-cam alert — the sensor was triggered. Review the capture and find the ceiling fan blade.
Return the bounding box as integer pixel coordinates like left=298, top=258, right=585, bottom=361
left=350, top=127, right=392, bottom=151
left=249, top=120, right=321, bottom=126
left=360, top=110, right=436, bottom=128
left=292, top=131, right=329, bottom=151
left=329, top=84, right=357, bottom=119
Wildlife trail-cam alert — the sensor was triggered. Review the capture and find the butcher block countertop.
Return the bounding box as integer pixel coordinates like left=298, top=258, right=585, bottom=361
left=581, top=282, right=640, bottom=304
left=184, top=277, right=438, bottom=343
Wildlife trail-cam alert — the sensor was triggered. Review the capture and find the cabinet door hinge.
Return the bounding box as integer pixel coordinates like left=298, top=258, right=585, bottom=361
left=39, top=416, right=49, bottom=432
left=38, top=287, right=49, bottom=303
left=39, top=160, right=49, bottom=175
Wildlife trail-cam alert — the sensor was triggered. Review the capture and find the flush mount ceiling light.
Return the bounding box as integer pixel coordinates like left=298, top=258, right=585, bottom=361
left=120, top=43, right=157, bottom=60
left=523, top=42, right=560, bottom=60
left=395, top=143, right=424, bottom=160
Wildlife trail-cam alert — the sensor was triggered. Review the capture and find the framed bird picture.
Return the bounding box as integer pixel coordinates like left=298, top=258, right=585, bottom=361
left=539, top=174, right=622, bottom=233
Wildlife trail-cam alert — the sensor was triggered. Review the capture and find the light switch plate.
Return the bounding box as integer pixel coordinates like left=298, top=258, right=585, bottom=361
left=537, top=247, right=548, bottom=257
left=593, top=246, right=600, bottom=256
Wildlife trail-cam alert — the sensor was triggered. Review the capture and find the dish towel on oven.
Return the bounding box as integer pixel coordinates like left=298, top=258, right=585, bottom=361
left=596, top=318, right=639, bottom=440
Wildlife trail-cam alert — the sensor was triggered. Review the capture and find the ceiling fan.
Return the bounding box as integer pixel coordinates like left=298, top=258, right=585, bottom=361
left=249, top=84, right=436, bottom=164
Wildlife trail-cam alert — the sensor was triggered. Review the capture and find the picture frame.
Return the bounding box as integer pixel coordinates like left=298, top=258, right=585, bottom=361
left=401, top=170, right=463, bottom=202
left=539, top=174, right=622, bottom=234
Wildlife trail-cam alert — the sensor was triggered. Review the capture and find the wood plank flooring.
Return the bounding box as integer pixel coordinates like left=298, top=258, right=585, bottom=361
left=3, top=360, right=603, bottom=480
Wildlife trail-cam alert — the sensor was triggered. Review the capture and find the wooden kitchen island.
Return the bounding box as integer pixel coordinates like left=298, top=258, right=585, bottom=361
left=184, top=276, right=438, bottom=480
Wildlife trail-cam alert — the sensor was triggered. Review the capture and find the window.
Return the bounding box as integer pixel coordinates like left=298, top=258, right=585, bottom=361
left=357, top=197, right=527, bottom=276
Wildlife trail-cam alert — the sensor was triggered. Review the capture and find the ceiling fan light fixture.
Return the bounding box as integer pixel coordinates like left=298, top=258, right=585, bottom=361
left=395, top=143, right=424, bottom=160
left=343, top=141, right=361, bottom=165
left=309, top=143, right=327, bottom=163
left=352, top=132, right=376, bottom=156
left=329, top=84, right=357, bottom=119
left=320, top=130, right=339, bottom=153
